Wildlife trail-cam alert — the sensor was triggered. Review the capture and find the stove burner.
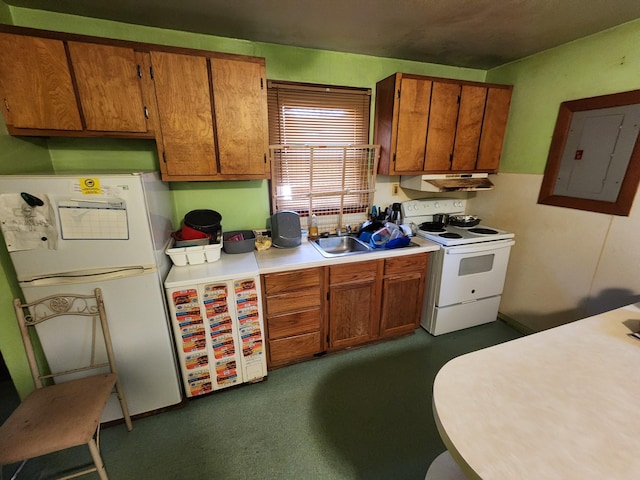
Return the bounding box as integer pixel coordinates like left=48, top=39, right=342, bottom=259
left=468, top=227, right=498, bottom=235
left=419, top=222, right=446, bottom=233
left=439, top=232, right=463, bottom=239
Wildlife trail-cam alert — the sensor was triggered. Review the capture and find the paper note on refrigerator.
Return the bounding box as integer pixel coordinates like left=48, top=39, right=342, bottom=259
left=58, top=199, right=129, bottom=240
left=0, top=193, right=58, bottom=251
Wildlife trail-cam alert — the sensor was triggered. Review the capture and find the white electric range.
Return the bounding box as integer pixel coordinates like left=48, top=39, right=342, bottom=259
left=402, top=198, right=515, bottom=335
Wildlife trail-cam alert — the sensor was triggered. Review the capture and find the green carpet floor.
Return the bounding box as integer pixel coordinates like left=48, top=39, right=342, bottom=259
left=1, top=321, right=523, bottom=480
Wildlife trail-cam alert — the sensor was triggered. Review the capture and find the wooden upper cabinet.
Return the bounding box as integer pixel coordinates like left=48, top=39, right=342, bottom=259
left=451, top=85, right=487, bottom=170
left=0, top=33, right=82, bottom=131
left=67, top=42, right=148, bottom=133
left=424, top=81, right=461, bottom=171
left=210, top=57, right=269, bottom=176
left=150, top=51, right=218, bottom=178
left=394, top=77, right=431, bottom=172
left=0, top=26, right=271, bottom=181
left=374, top=72, right=512, bottom=175
left=477, top=87, right=512, bottom=171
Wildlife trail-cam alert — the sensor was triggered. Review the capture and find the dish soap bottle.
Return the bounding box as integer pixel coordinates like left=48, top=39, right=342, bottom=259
left=309, top=214, right=319, bottom=239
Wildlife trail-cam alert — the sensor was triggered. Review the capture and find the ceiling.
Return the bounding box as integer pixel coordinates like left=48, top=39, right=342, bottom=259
left=5, top=0, right=640, bottom=69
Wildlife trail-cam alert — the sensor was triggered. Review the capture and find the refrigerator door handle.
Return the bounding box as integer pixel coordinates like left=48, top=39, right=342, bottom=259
left=20, top=266, right=157, bottom=287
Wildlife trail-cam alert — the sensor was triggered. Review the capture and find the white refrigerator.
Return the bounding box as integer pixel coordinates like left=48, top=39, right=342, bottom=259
left=0, top=172, right=183, bottom=422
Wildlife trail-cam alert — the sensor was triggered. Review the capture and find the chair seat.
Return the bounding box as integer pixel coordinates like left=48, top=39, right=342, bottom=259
left=425, top=451, right=468, bottom=480
left=0, top=373, right=117, bottom=465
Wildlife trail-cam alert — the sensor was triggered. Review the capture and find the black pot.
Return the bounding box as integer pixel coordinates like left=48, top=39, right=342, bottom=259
left=184, top=209, right=222, bottom=243
left=419, top=221, right=446, bottom=232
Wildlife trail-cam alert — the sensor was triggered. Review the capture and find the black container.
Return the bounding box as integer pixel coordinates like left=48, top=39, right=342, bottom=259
left=184, top=209, right=222, bottom=243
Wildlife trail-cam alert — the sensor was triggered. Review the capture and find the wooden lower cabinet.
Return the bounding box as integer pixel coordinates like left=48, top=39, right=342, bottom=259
left=327, top=260, right=380, bottom=349
left=262, top=267, right=324, bottom=368
left=262, top=252, right=430, bottom=368
left=380, top=253, right=429, bottom=337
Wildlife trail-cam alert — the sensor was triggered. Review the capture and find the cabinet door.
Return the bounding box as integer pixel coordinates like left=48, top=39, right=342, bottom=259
left=329, top=280, right=378, bottom=349
left=394, top=77, right=431, bottom=172
left=0, top=33, right=82, bottom=131
left=150, top=51, right=218, bottom=177
left=210, top=57, right=269, bottom=176
left=476, top=87, right=512, bottom=171
left=67, top=42, right=147, bottom=132
left=380, top=272, right=425, bottom=337
left=425, top=82, right=460, bottom=171
left=451, top=85, right=487, bottom=171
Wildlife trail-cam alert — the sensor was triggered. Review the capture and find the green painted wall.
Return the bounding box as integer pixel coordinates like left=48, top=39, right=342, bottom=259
left=11, top=7, right=486, bottom=231
left=486, top=18, right=640, bottom=174
left=1, top=5, right=486, bottom=398
left=0, top=0, right=9, bottom=23
left=3, top=3, right=640, bottom=399
left=0, top=3, right=59, bottom=397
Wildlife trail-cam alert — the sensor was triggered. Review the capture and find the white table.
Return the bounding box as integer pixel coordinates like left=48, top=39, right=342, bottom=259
left=433, top=303, right=640, bottom=479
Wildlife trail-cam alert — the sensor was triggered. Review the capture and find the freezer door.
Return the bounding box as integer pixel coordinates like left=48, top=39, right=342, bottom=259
left=0, top=172, right=172, bottom=281
left=21, top=269, right=182, bottom=422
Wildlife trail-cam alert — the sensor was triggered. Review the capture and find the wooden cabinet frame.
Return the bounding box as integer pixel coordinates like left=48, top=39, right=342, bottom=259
left=374, top=72, right=512, bottom=176
left=0, top=24, right=271, bottom=182
left=262, top=252, right=430, bottom=369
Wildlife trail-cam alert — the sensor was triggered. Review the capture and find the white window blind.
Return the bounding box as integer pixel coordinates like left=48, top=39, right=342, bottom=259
left=267, top=81, right=378, bottom=232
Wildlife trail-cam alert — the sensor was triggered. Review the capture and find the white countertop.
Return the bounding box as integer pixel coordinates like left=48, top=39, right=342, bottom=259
left=165, top=236, right=439, bottom=285
left=255, top=236, right=439, bottom=274
left=433, top=302, right=640, bottom=480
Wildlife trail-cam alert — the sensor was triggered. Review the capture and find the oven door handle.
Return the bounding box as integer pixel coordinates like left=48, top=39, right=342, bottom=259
left=444, top=239, right=515, bottom=255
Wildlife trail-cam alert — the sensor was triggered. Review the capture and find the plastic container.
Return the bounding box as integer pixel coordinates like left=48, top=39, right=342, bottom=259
left=222, top=230, right=256, bottom=254
left=308, top=214, right=318, bottom=239
left=166, top=238, right=222, bottom=266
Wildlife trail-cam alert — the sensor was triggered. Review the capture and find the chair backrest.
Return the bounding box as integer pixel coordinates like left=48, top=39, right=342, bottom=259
left=13, top=288, right=120, bottom=390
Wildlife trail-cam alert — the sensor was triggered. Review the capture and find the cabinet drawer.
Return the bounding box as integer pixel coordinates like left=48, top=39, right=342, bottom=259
left=263, top=268, right=321, bottom=294
left=265, top=288, right=321, bottom=316
left=385, top=253, right=429, bottom=276
left=330, top=260, right=377, bottom=285
left=269, top=332, right=322, bottom=365
left=267, top=308, right=321, bottom=340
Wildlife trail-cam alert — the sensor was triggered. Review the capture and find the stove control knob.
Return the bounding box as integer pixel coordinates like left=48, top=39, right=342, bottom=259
left=434, top=202, right=440, bottom=209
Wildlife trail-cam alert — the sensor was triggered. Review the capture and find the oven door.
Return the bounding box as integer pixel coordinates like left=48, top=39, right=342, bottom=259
left=436, top=239, right=515, bottom=307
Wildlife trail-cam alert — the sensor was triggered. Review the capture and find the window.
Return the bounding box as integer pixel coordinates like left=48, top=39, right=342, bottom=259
left=267, top=81, right=377, bottom=233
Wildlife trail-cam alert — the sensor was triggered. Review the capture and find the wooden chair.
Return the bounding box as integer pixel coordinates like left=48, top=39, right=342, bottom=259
left=0, top=288, right=132, bottom=480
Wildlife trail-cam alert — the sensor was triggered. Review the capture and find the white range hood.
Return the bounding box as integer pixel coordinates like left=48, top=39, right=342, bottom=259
left=400, top=173, right=494, bottom=192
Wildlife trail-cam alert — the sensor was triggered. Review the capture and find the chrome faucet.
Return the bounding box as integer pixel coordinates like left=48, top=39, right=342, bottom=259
left=336, top=225, right=352, bottom=236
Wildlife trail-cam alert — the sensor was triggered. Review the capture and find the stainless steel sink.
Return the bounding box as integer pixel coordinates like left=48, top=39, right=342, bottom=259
left=310, top=235, right=372, bottom=257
